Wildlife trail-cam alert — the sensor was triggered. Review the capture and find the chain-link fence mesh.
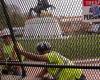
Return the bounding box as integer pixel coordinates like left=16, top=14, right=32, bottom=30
left=0, top=0, right=100, bottom=80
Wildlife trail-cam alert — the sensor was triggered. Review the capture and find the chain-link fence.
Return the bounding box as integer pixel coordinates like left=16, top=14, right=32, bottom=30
left=0, top=0, right=100, bottom=80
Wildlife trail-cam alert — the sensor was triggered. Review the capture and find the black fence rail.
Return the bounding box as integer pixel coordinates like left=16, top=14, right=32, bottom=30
left=0, top=60, right=100, bottom=80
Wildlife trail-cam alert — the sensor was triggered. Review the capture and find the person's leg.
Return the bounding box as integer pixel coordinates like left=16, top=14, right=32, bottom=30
left=12, top=66, right=22, bottom=76
left=79, top=74, right=87, bottom=80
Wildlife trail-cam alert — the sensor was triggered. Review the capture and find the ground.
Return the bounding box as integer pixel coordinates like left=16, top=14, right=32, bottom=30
left=19, top=34, right=99, bottom=59
left=1, top=59, right=99, bottom=80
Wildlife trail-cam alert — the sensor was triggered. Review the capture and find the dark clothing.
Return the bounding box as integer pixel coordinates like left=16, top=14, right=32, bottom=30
left=76, top=74, right=87, bottom=80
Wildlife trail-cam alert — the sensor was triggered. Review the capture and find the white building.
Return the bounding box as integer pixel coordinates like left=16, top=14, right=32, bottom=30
left=23, top=17, right=63, bottom=39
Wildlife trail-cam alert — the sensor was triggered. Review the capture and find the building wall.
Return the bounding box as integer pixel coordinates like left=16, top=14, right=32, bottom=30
left=59, top=16, right=92, bottom=34
left=23, top=17, right=62, bottom=39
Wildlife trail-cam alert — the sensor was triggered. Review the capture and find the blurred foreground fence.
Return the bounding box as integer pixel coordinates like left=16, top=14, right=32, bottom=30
left=0, top=59, right=100, bottom=80
left=0, top=0, right=100, bottom=80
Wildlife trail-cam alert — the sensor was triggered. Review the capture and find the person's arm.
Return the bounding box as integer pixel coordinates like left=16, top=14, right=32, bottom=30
left=36, top=68, right=48, bottom=78
left=16, top=42, right=25, bottom=61
left=12, top=50, right=18, bottom=60
left=18, top=50, right=48, bottom=62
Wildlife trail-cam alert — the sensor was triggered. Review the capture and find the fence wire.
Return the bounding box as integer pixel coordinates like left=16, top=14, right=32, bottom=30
left=0, top=0, right=100, bottom=80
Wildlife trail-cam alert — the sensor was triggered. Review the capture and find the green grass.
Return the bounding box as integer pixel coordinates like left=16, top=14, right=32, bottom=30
left=18, top=34, right=100, bottom=60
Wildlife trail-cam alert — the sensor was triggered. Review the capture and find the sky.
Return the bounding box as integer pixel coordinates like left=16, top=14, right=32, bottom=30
left=4, top=0, right=82, bottom=16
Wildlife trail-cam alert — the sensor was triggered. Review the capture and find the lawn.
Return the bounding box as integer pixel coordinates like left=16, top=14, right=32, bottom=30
left=18, top=34, right=100, bottom=60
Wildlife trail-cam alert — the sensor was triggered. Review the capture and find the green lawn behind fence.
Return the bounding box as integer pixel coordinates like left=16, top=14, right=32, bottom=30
left=19, top=34, right=100, bottom=60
